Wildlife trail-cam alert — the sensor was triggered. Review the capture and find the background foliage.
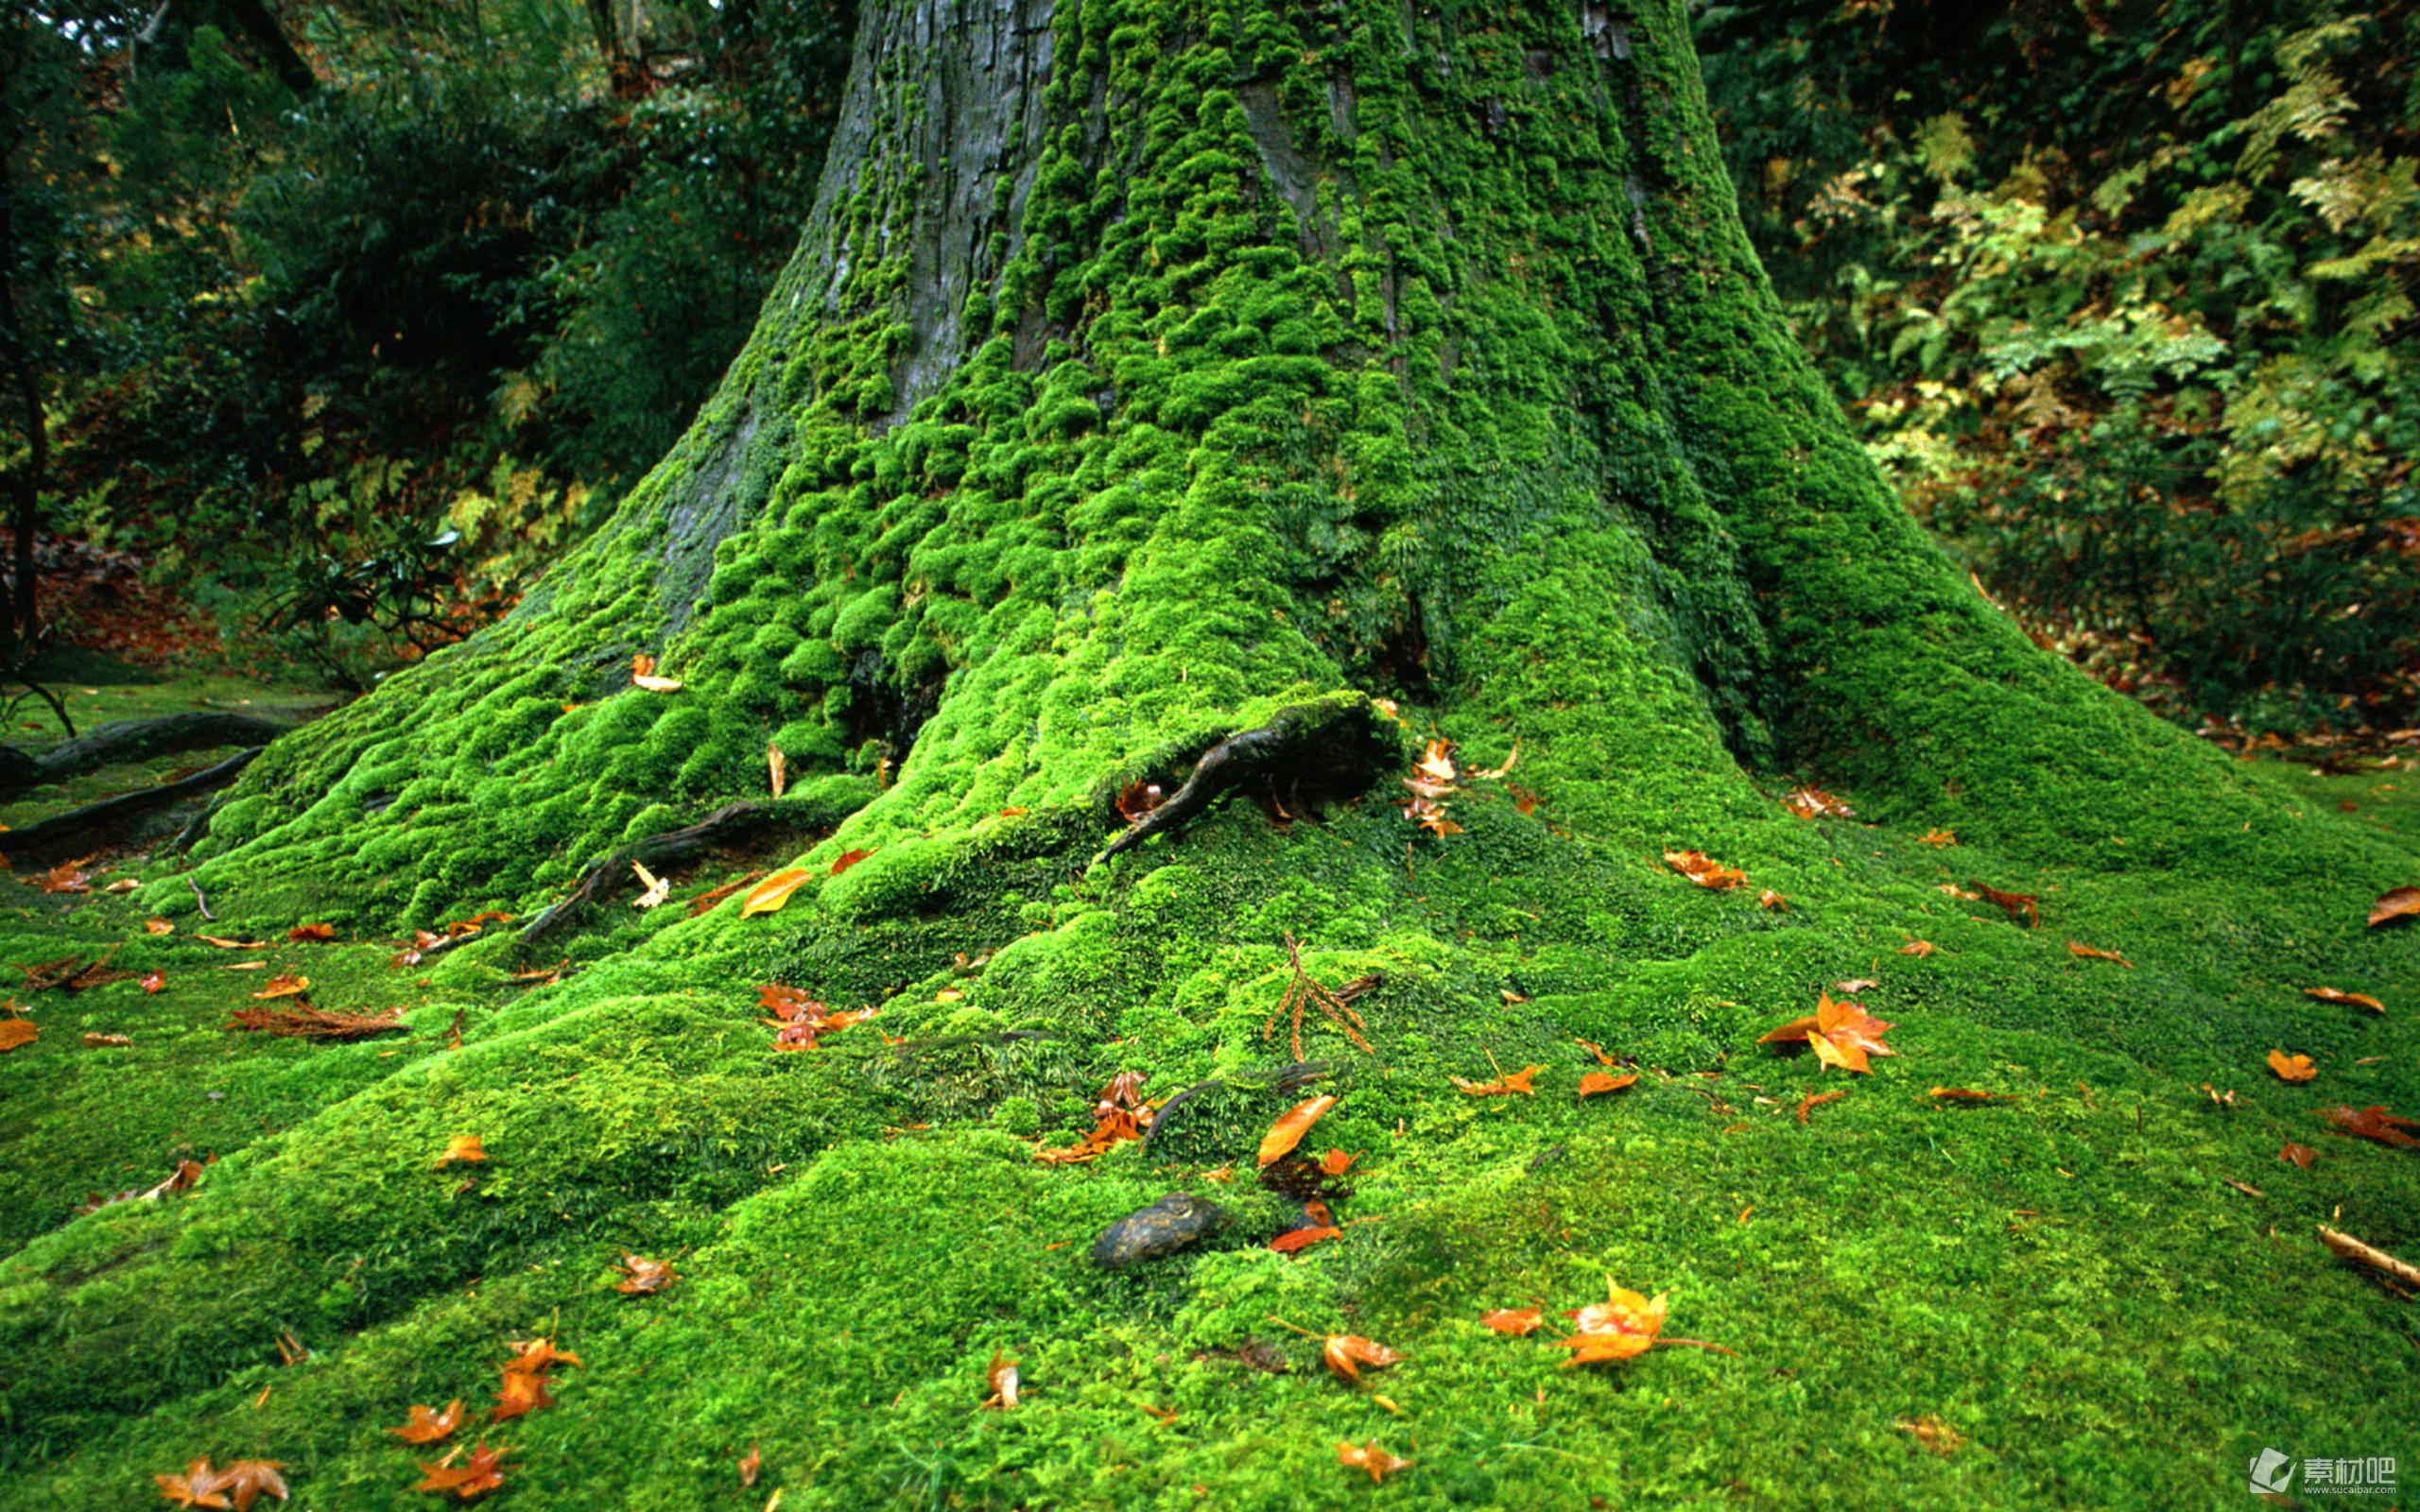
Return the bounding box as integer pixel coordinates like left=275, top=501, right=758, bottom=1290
left=1698, top=0, right=2420, bottom=737
left=6, top=0, right=2415, bottom=733
left=5, top=0, right=854, bottom=687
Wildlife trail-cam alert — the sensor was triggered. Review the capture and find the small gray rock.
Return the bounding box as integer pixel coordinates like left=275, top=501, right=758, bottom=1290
left=1091, top=1192, right=1227, bottom=1269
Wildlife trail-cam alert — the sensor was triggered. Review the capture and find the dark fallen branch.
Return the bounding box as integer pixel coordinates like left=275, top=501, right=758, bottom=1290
left=1098, top=696, right=1402, bottom=862
left=518, top=798, right=842, bottom=946
left=0, top=711, right=309, bottom=799
left=5, top=747, right=263, bottom=865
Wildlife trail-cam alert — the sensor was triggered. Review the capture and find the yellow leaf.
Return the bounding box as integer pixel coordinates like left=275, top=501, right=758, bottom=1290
left=740, top=868, right=813, bottom=918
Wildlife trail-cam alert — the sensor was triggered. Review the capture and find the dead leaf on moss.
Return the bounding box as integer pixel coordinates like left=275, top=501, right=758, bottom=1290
left=1899, top=938, right=1936, bottom=957
left=2367, top=886, right=2420, bottom=928
left=2281, top=1141, right=2318, bottom=1168
left=83, top=1031, right=130, bottom=1047
left=436, top=1136, right=488, bottom=1167
left=2066, top=942, right=2133, bottom=967
left=2307, top=987, right=2385, bottom=1013
left=1480, top=1308, right=1544, bottom=1335
left=145, top=918, right=174, bottom=935
left=739, top=868, right=812, bottom=918
left=768, top=743, right=786, bottom=799
left=250, top=975, right=309, bottom=1000
left=1759, top=992, right=1897, bottom=1074
left=1257, top=1094, right=1337, bottom=1168
left=1918, top=829, right=1957, bottom=846
left=1578, top=1070, right=1638, bottom=1097
left=388, top=1400, right=465, bottom=1445
left=1970, top=880, right=2039, bottom=926
left=0, top=1020, right=35, bottom=1053
left=226, top=1005, right=406, bottom=1040
left=2268, top=1050, right=2318, bottom=1083
left=285, top=923, right=336, bottom=942
left=1322, top=1333, right=1404, bottom=1383
left=1452, top=1062, right=1540, bottom=1097
left=1665, top=849, right=1746, bottom=890
left=413, top=1441, right=510, bottom=1501
left=631, top=862, right=670, bottom=910
left=614, top=1252, right=678, bottom=1294
left=1794, top=1088, right=1847, bottom=1124
left=2320, top=1104, right=2420, bottom=1148
left=983, top=1349, right=1020, bottom=1409
left=1894, top=1416, right=1965, bottom=1454
left=1270, top=1225, right=1342, bottom=1254
left=1337, top=1441, right=1412, bottom=1484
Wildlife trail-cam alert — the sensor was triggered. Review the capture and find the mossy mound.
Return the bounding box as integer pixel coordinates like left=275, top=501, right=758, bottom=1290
left=9, top=0, right=2418, bottom=1504
left=5, top=754, right=2420, bottom=1507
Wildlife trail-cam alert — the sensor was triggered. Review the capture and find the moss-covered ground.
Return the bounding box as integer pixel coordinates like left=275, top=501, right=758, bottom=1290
left=9, top=2, right=2418, bottom=1506
left=3, top=690, right=2417, bottom=1508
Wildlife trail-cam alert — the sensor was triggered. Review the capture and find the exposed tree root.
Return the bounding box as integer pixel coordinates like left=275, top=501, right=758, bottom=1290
left=0, top=711, right=313, bottom=800
left=1099, top=696, right=1401, bottom=862
left=6, top=747, right=263, bottom=865
left=517, top=799, right=841, bottom=946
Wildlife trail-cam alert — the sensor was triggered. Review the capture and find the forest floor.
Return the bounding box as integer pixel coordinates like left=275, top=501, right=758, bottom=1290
left=3, top=666, right=2419, bottom=1510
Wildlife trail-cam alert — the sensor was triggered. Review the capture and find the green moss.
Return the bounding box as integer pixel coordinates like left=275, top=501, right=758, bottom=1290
left=13, top=0, right=2420, bottom=1506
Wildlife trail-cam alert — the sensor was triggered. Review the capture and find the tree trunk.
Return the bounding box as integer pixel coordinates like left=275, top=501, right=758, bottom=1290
left=6, top=0, right=2408, bottom=1500
left=183, top=0, right=2289, bottom=924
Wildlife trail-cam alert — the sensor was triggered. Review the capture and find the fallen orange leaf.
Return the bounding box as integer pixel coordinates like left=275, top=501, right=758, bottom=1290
left=490, top=1368, right=553, bottom=1422
left=1757, top=889, right=1789, bottom=911
left=1550, top=1278, right=1668, bottom=1366
left=0, top=1020, right=34, bottom=1053
left=1899, top=938, right=1936, bottom=957
left=2319, top=1104, right=2420, bottom=1148
left=1451, top=1063, right=1540, bottom=1096
left=142, top=971, right=166, bottom=993
left=2306, top=987, right=2385, bottom=1013
left=389, top=1400, right=465, bottom=1444
left=2268, top=1050, right=2318, bottom=1083
left=1256, top=1093, right=1338, bottom=1168
left=213, top=1460, right=286, bottom=1511
left=145, top=918, right=174, bottom=935
left=1270, top=1225, right=1342, bottom=1254
left=2280, top=1141, right=2318, bottom=1169
left=1969, top=880, right=2039, bottom=926
left=1794, top=1088, right=1847, bottom=1124
left=1317, top=1148, right=1361, bottom=1177
left=2066, top=941, right=2133, bottom=967
left=1759, top=992, right=1897, bottom=1074
left=1322, top=1333, right=1405, bottom=1383
left=1337, top=1441, right=1412, bottom=1484
left=2368, top=886, right=2420, bottom=928
left=83, top=1031, right=130, bottom=1047
left=1578, top=1070, right=1637, bottom=1097
left=285, top=923, right=336, bottom=942
left=1480, top=1308, right=1543, bottom=1335
left=1918, top=829, right=1957, bottom=846
left=436, top=1136, right=488, bottom=1167
left=250, top=975, right=309, bottom=1000
left=1664, top=849, right=1746, bottom=890
left=614, top=1252, right=678, bottom=1294
left=739, top=1445, right=761, bottom=1487
left=414, top=1441, right=510, bottom=1501
left=829, top=848, right=873, bottom=876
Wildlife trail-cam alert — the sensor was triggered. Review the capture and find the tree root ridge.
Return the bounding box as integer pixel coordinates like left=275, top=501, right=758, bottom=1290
left=1099, top=696, right=1402, bottom=861
left=517, top=798, right=841, bottom=946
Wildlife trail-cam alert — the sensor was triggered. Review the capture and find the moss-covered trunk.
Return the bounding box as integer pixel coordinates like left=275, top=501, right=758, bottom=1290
left=175, top=0, right=2274, bottom=920
left=7, top=2, right=2416, bottom=1507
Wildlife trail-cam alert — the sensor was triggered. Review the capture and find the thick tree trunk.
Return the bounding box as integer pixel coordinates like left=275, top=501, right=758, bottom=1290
left=182, top=0, right=2282, bottom=927
left=8, top=3, right=2408, bottom=1501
